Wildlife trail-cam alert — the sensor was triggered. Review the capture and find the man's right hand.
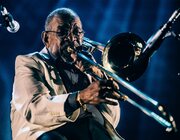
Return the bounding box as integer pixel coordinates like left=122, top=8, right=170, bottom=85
left=78, top=80, right=119, bottom=106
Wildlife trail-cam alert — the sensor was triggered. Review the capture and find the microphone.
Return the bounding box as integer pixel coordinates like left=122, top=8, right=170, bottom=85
left=131, top=8, right=180, bottom=81
left=142, top=8, right=180, bottom=57
left=0, top=5, right=20, bottom=33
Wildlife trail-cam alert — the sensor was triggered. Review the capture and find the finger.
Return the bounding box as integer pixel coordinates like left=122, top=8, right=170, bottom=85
left=99, top=88, right=113, bottom=98
left=107, top=77, right=119, bottom=90
left=99, top=87, right=122, bottom=101
left=99, top=98, right=118, bottom=105
left=112, top=81, right=119, bottom=90
left=91, top=67, right=104, bottom=78
left=107, top=91, right=121, bottom=100
left=100, top=79, right=113, bottom=87
left=88, top=96, right=118, bottom=105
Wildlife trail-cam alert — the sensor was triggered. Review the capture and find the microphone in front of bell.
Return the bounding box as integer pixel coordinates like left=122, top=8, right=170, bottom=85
left=142, top=8, right=180, bottom=58
left=129, top=8, right=180, bottom=81
left=133, top=8, right=180, bottom=66
left=0, top=5, right=20, bottom=33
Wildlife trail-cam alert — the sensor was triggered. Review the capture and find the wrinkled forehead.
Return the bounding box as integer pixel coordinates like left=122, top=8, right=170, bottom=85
left=48, top=16, right=82, bottom=31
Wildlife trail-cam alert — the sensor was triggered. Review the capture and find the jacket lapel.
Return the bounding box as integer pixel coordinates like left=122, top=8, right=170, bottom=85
left=38, top=47, right=67, bottom=95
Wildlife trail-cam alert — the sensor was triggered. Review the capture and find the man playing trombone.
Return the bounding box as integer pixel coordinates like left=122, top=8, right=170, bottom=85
left=11, top=8, right=123, bottom=140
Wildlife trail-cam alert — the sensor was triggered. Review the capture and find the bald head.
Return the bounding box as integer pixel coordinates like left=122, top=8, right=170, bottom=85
left=45, top=8, right=81, bottom=31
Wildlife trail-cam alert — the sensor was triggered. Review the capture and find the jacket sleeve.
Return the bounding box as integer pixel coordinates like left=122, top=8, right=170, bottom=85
left=12, top=55, right=80, bottom=127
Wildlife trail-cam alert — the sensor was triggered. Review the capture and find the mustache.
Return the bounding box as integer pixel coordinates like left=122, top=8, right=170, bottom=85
left=59, top=40, right=80, bottom=64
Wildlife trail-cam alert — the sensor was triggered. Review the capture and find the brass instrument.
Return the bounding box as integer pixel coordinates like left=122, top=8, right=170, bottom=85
left=77, top=8, right=180, bottom=132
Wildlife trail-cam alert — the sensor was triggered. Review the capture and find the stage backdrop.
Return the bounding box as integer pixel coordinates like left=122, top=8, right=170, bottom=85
left=0, top=0, right=179, bottom=140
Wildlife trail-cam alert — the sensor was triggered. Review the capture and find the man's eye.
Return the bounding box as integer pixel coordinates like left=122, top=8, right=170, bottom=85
left=73, top=28, right=78, bottom=35
left=73, top=28, right=83, bottom=36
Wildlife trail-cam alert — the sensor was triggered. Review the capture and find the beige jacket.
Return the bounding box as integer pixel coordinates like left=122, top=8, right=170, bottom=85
left=11, top=47, right=123, bottom=140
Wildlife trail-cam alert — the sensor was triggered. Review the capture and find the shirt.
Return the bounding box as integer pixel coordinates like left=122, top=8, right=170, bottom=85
left=54, top=55, right=104, bottom=125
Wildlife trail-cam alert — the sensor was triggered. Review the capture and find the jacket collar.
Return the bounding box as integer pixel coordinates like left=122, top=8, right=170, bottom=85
left=39, top=47, right=55, bottom=64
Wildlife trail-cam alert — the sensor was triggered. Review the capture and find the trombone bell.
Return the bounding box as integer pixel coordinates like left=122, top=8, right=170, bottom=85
left=102, top=32, right=148, bottom=81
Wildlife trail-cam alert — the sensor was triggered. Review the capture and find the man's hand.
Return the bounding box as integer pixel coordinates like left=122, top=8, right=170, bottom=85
left=78, top=80, right=120, bottom=105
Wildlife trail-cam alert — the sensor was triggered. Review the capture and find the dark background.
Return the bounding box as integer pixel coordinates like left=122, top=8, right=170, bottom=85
left=0, top=0, right=180, bottom=140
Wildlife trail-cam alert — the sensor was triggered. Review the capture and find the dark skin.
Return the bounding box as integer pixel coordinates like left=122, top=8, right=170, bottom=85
left=42, top=16, right=119, bottom=105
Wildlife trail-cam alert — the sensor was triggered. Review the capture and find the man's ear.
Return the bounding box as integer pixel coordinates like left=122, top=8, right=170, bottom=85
left=41, top=31, right=49, bottom=45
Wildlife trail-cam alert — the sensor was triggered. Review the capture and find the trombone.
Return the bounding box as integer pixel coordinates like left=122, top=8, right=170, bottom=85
left=77, top=8, right=180, bottom=132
